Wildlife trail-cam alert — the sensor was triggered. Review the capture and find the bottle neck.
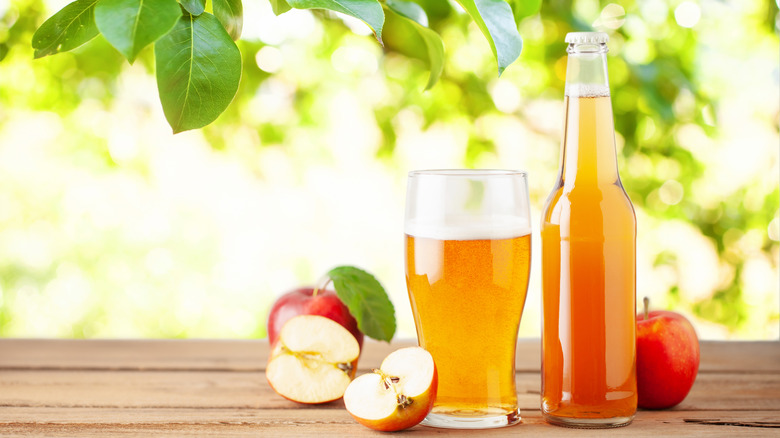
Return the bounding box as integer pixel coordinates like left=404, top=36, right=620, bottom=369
left=564, top=42, right=610, bottom=97
left=560, top=44, right=619, bottom=188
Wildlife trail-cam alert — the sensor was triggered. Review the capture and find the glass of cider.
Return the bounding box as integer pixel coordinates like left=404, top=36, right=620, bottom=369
left=404, top=170, right=531, bottom=429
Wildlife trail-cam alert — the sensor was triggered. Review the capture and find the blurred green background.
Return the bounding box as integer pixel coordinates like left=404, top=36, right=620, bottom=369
left=0, top=0, right=777, bottom=339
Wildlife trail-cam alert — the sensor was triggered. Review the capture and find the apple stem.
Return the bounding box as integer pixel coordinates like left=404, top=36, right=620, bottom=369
left=643, top=296, right=650, bottom=320
left=312, top=276, right=332, bottom=298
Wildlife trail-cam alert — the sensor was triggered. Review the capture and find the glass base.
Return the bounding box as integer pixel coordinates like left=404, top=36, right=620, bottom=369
left=543, top=413, right=634, bottom=429
left=421, top=408, right=521, bottom=429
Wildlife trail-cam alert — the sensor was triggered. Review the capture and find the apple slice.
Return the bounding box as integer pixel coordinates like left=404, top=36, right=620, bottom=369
left=266, top=314, right=360, bottom=404
left=344, top=347, right=437, bottom=432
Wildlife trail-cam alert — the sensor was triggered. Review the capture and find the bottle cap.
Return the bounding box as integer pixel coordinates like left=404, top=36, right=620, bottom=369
left=565, top=32, right=609, bottom=44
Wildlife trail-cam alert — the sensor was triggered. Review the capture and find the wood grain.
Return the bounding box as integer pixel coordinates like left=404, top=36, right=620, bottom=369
left=2, top=339, right=778, bottom=372
left=1, top=371, right=778, bottom=411
left=0, top=339, right=778, bottom=437
left=0, top=410, right=777, bottom=437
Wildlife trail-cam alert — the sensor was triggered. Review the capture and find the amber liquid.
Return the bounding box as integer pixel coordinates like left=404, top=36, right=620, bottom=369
left=541, top=95, right=637, bottom=425
left=406, top=233, right=531, bottom=419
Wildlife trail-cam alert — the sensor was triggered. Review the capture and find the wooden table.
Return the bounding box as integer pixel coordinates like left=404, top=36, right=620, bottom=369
left=1, top=339, right=778, bottom=436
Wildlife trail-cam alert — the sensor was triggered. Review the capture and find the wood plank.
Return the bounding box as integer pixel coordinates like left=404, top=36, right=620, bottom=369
left=1, top=339, right=778, bottom=436
left=0, top=339, right=399, bottom=371
left=0, top=409, right=777, bottom=437
left=0, top=339, right=267, bottom=371
left=2, top=339, right=778, bottom=372
left=1, top=369, right=777, bottom=411
left=699, top=341, right=780, bottom=373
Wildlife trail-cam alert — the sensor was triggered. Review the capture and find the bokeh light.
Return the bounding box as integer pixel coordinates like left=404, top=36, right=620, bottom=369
left=675, top=2, right=701, bottom=28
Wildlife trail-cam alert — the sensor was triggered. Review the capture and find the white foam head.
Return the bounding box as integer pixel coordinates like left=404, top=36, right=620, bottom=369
left=405, top=170, right=531, bottom=240
left=405, top=215, right=531, bottom=240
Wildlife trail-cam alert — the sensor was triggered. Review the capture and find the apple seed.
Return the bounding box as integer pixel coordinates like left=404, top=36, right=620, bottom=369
left=397, top=394, right=413, bottom=408
left=281, top=345, right=352, bottom=374
left=372, top=368, right=414, bottom=408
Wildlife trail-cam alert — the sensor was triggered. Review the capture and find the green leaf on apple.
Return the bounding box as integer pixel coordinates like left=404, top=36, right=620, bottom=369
left=328, top=266, right=396, bottom=342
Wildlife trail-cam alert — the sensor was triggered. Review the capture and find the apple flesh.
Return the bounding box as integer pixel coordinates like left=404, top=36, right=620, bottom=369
left=344, top=347, right=437, bottom=432
left=636, top=309, right=700, bottom=409
left=266, top=314, right=360, bottom=404
left=267, top=288, right=363, bottom=349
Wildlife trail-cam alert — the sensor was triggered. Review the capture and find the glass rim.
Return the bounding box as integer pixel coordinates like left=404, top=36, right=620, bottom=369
left=408, top=169, right=527, bottom=177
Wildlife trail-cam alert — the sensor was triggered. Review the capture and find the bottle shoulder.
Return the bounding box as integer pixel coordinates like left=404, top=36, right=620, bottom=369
left=541, top=181, right=636, bottom=231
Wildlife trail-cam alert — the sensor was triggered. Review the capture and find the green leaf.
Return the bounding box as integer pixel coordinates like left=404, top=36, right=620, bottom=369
left=0, top=44, right=8, bottom=62
left=179, top=0, right=206, bottom=15
left=213, top=0, right=243, bottom=40
left=269, top=0, right=292, bottom=16
left=386, top=0, right=444, bottom=90
left=32, top=0, right=100, bottom=59
left=328, top=266, right=396, bottom=342
left=386, top=0, right=426, bottom=25
left=154, top=12, right=242, bottom=133
left=507, top=0, right=541, bottom=24
left=287, top=0, right=384, bottom=43
left=95, top=0, right=181, bottom=63
left=455, top=0, right=522, bottom=75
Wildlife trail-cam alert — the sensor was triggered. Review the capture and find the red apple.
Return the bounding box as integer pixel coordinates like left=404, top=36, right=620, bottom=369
left=636, top=298, right=700, bottom=409
left=267, top=288, right=364, bottom=348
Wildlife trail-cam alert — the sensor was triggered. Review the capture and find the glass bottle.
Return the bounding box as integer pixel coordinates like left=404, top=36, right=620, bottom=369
left=540, top=32, right=637, bottom=428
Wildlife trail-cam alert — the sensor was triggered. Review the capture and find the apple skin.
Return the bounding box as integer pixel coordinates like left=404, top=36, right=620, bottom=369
left=267, top=288, right=364, bottom=349
left=347, top=358, right=438, bottom=432
left=351, top=368, right=437, bottom=432
left=636, top=310, right=700, bottom=409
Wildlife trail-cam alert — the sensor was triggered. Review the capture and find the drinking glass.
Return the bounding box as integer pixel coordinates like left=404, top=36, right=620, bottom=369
left=404, top=169, right=531, bottom=429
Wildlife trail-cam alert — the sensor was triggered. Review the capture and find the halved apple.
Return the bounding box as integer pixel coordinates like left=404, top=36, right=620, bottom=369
left=266, top=314, right=360, bottom=404
left=344, top=346, right=437, bottom=431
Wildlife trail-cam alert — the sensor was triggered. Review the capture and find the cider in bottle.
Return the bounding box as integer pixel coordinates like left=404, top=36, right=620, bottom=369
left=540, top=32, right=637, bottom=428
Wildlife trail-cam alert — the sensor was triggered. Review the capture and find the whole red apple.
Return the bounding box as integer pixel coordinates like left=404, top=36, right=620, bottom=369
left=267, top=288, right=364, bottom=348
left=636, top=298, right=700, bottom=409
